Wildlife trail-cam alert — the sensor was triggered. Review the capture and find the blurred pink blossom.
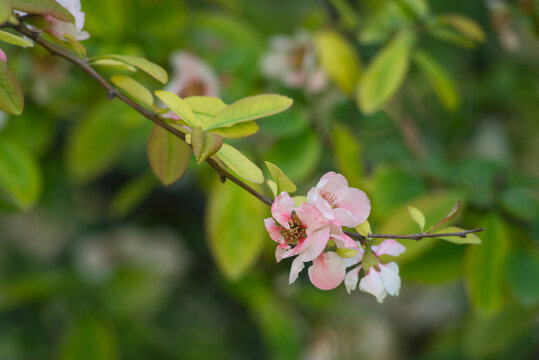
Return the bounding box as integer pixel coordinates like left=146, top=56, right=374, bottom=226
left=0, top=48, right=6, bottom=63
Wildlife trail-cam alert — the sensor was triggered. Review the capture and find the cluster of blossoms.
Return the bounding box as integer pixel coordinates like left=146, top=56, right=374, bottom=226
left=264, top=172, right=406, bottom=302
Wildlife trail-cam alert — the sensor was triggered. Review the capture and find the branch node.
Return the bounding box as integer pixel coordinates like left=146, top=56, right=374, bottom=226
left=219, top=175, right=227, bottom=183
left=107, top=88, right=119, bottom=100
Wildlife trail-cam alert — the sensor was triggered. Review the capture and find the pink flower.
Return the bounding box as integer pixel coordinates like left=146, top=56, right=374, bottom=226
left=260, top=31, right=327, bottom=93
left=344, top=239, right=405, bottom=302
left=308, top=251, right=346, bottom=290
left=307, top=172, right=371, bottom=228
left=46, top=0, right=89, bottom=41
left=264, top=192, right=358, bottom=286
left=0, top=49, right=6, bottom=63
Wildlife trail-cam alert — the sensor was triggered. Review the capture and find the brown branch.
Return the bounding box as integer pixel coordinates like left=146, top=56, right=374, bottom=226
left=11, top=23, right=485, bottom=243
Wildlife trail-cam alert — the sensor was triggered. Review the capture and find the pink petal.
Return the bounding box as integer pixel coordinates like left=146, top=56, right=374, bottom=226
left=343, top=245, right=364, bottom=268
left=308, top=252, right=346, bottom=290
left=282, top=226, right=329, bottom=261
left=306, top=189, right=334, bottom=220
left=319, top=172, right=349, bottom=200
left=330, top=232, right=358, bottom=250
left=289, top=252, right=307, bottom=284
left=275, top=245, right=290, bottom=262
left=372, top=239, right=405, bottom=257
left=336, top=188, right=371, bottom=227
left=264, top=218, right=285, bottom=244
left=295, top=202, right=329, bottom=233
left=359, top=267, right=387, bottom=303
left=0, top=49, right=6, bottom=63
left=344, top=266, right=361, bottom=293
left=271, top=192, right=296, bottom=229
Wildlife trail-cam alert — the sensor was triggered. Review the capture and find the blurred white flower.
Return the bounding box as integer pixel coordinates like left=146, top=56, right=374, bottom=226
left=46, top=0, right=89, bottom=41
left=260, top=31, right=327, bottom=93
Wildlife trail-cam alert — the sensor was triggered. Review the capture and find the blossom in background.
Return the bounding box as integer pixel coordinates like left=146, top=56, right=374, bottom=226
left=345, top=239, right=405, bottom=302
left=307, top=171, right=371, bottom=228
left=0, top=48, right=6, bottom=63
left=260, top=31, right=327, bottom=93
left=46, top=0, right=89, bottom=41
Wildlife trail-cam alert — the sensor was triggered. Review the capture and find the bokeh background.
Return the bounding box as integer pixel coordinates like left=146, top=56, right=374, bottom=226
left=0, top=0, right=538, bottom=359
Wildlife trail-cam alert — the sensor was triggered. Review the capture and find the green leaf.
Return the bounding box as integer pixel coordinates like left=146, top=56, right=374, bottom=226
left=101, top=55, right=168, bottom=84
left=505, top=250, right=539, bottom=305
left=355, top=220, right=371, bottom=237
left=435, top=226, right=481, bottom=244
left=0, top=30, right=34, bottom=47
left=266, top=179, right=278, bottom=197
left=191, top=126, right=223, bottom=165
left=9, top=0, right=75, bottom=23
left=428, top=27, right=476, bottom=48
left=357, top=30, right=414, bottom=114
left=265, top=161, right=297, bottom=194
left=499, top=188, right=538, bottom=222
left=63, top=33, right=86, bottom=57
left=184, top=96, right=226, bottom=129
left=207, top=94, right=293, bottom=130
left=206, top=179, right=266, bottom=280
left=0, top=1, right=11, bottom=24
left=59, top=317, right=118, bottom=360
left=216, top=143, right=264, bottom=184
left=314, top=30, right=361, bottom=95
left=109, top=172, right=158, bottom=219
left=465, top=215, right=509, bottom=312
left=154, top=90, right=199, bottom=127
left=413, top=50, right=459, bottom=110
left=293, top=196, right=307, bottom=207
left=438, top=14, right=485, bottom=42
left=210, top=121, right=259, bottom=139
left=0, top=61, right=24, bottom=115
left=111, top=75, right=153, bottom=108
left=0, top=140, right=41, bottom=210
left=430, top=200, right=461, bottom=231
left=407, top=205, right=425, bottom=231
left=331, top=123, right=363, bottom=188
left=147, top=124, right=191, bottom=186
left=90, top=59, right=137, bottom=72
left=66, top=102, right=126, bottom=183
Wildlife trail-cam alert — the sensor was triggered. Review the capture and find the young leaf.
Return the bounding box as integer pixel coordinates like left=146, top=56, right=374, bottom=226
left=355, top=220, right=371, bottom=237
left=210, top=121, right=259, bottom=139
left=154, top=90, right=199, bottom=127
left=266, top=179, right=278, bottom=197
left=207, top=94, right=293, bottom=130
left=111, top=75, right=153, bottom=108
left=0, top=140, right=41, bottom=210
left=413, top=50, right=459, bottom=110
left=90, top=59, right=137, bottom=72
left=100, top=55, right=168, bottom=84
left=438, top=14, right=485, bottom=42
left=9, top=0, right=75, bottom=23
left=435, top=226, right=481, bottom=244
left=357, top=30, right=414, bottom=115
left=265, top=161, right=297, bottom=194
left=314, top=30, right=361, bottom=95
left=147, top=124, right=191, bottom=186
left=0, top=61, right=24, bottom=115
left=191, top=126, right=223, bottom=165
left=63, top=33, right=86, bottom=57
left=407, top=205, right=425, bottom=231
left=0, top=30, right=34, bottom=47
left=216, top=143, right=264, bottom=184
left=184, top=96, right=226, bottom=129
left=206, top=180, right=266, bottom=280
left=430, top=200, right=461, bottom=231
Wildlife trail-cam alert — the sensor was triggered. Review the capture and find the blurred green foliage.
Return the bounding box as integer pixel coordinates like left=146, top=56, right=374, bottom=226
left=0, top=0, right=538, bottom=359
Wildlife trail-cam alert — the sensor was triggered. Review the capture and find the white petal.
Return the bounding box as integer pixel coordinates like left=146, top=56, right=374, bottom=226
left=379, top=262, right=401, bottom=296
left=359, top=268, right=387, bottom=303
left=372, top=239, right=405, bottom=257
left=344, top=267, right=361, bottom=294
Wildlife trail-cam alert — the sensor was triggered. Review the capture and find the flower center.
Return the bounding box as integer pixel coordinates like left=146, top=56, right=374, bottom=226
left=280, top=212, right=306, bottom=244
left=289, top=46, right=307, bottom=70
left=179, top=80, right=206, bottom=97
left=322, top=191, right=337, bottom=208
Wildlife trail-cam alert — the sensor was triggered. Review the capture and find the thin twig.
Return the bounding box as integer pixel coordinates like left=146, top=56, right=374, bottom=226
left=11, top=22, right=484, bottom=243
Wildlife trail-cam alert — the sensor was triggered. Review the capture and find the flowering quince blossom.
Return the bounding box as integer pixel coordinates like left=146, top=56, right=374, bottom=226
left=264, top=191, right=358, bottom=289
left=344, top=239, right=406, bottom=303
left=307, top=171, right=371, bottom=228
left=46, top=0, right=90, bottom=41
left=260, top=31, right=327, bottom=93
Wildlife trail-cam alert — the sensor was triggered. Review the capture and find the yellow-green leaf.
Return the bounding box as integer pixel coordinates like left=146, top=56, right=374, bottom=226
left=90, top=59, right=137, bottom=72
left=210, top=121, right=259, bottom=139
left=413, top=50, right=459, bottom=110
left=407, top=205, right=425, bottom=231
left=102, top=55, right=167, bottom=84
left=0, top=140, right=41, bottom=210
left=191, top=126, right=223, bottom=165
left=266, top=179, right=278, bottom=197
left=438, top=14, right=485, bottom=42
left=207, top=94, right=293, bottom=130
left=184, top=96, right=226, bottom=129
left=206, top=180, right=266, bottom=280
left=216, top=143, right=264, bottom=184
left=63, top=33, right=86, bottom=57
left=154, top=90, right=199, bottom=127
left=355, top=220, right=371, bottom=237
left=265, top=161, right=296, bottom=194
left=0, top=1, right=11, bottom=24
left=0, top=30, right=33, bottom=47
left=147, top=124, right=191, bottom=186
left=357, top=30, right=414, bottom=115
left=0, top=61, right=23, bottom=115
left=314, top=30, right=361, bottom=95
left=9, top=0, right=75, bottom=23
left=435, top=226, right=481, bottom=244
left=111, top=75, right=153, bottom=108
